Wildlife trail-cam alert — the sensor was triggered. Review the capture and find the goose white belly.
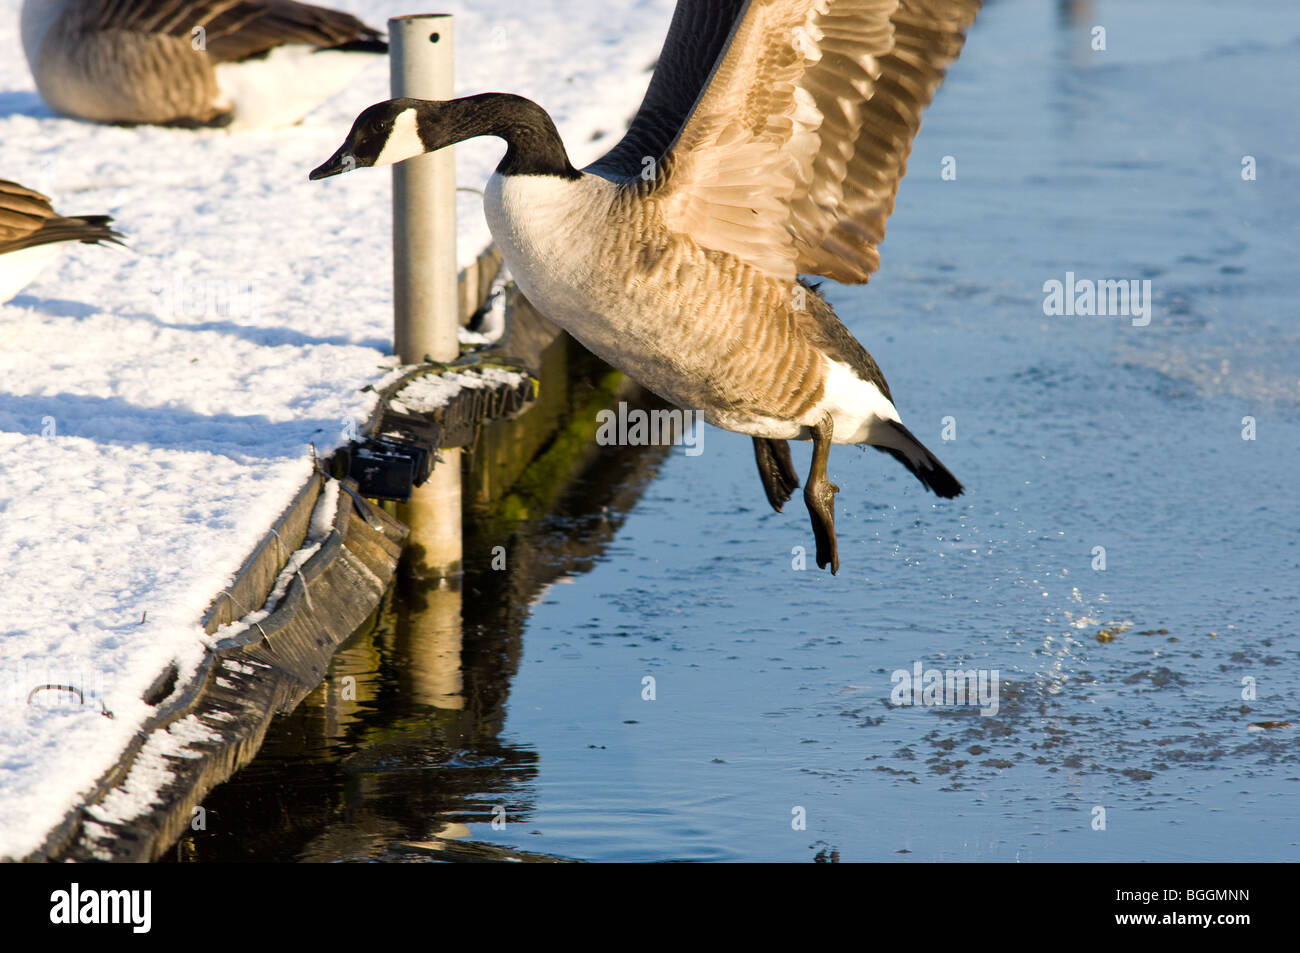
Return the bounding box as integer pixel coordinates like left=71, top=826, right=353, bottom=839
left=0, top=243, right=63, bottom=303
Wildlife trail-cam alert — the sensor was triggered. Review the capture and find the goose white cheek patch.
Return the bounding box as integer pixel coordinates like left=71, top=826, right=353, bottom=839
left=374, top=109, right=424, bottom=167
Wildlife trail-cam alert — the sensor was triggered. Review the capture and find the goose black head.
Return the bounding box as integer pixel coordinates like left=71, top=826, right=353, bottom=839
left=310, top=98, right=441, bottom=180
left=311, top=94, right=581, bottom=181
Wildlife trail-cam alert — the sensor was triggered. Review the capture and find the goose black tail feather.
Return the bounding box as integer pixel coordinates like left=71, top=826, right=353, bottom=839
left=13, top=215, right=125, bottom=251
left=67, top=215, right=125, bottom=247
left=873, top=420, right=963, bottom=499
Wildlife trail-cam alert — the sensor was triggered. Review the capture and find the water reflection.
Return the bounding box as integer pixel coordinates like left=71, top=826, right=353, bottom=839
left=169, top=380, right=673, bottom=863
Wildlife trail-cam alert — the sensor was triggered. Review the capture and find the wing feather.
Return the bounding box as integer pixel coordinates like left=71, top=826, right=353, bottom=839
left=589, top=0, right=980, bottom=284
left=0, top=179, right=123, bottom=253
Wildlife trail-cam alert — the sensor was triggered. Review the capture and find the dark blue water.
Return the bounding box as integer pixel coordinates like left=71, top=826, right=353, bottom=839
left=480, top=0, right=1300, bottom=862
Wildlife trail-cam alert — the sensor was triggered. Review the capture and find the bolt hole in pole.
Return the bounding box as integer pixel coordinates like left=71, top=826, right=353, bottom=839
left=390, top=14, right=462, bottom=580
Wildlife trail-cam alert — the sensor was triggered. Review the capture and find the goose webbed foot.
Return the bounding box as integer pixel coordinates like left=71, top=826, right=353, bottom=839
left=804, top=416, right=840, bottom=574
left=753, top=437, right=800, bottom=512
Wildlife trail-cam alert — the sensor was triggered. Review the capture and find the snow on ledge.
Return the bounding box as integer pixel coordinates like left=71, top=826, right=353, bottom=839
left=388, top=366, right=532, bottom=416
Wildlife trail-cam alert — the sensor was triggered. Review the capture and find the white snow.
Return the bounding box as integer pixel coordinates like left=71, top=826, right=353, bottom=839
left=388, top=365, right=531, bottom=416
left=83, top=712, right=225, bottom=846
left=0, top=0, right=674, bottom=859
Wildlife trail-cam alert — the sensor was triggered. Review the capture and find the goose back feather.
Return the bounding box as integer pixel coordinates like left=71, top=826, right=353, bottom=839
left=22, top=0, right=386, bottom=127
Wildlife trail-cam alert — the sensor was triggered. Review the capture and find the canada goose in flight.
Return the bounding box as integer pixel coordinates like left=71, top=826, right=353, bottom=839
left=21, top=0, right=387, bottom=129
left=311, top=0, right=979, bottom=573
left=0, top=179, right=123, bottom=303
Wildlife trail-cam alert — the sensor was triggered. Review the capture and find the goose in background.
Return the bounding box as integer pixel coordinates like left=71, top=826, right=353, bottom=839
left=21, top=0, right=387, bottom=129
left=311, top=0, right=980, bottom=574
left=0, top=179, right=123, bottom=303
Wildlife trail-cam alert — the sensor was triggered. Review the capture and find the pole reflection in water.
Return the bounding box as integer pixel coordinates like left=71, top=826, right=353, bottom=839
left=400, top=582, right=464, bottom=711
left=168, top=380, right=673, bottom=863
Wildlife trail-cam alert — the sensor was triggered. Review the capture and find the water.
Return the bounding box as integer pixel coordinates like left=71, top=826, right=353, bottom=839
left=177, top=0, right=1299, bottom=862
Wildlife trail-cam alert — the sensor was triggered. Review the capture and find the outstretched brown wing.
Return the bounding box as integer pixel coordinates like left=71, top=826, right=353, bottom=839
left=589, top=0, right=981, bottom=283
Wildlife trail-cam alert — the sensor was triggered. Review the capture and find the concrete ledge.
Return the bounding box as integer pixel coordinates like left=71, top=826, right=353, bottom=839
left=202, top=475, right=325, bottom=636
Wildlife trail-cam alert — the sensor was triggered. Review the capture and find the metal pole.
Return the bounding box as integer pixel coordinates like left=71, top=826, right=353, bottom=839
left=389, top=14, right=462, bottom=579
left=389, top=14, right=458, bottom=364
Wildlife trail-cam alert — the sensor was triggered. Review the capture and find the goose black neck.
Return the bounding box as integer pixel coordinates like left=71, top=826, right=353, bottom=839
left=419, top=94, right=581, bottom=180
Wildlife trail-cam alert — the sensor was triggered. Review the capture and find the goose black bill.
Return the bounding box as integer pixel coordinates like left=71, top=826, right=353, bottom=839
left=309, top=147, right=357, bottom=180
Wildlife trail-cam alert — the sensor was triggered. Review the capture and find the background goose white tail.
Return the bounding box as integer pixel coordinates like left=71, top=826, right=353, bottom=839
left=216, top=44, right=381, bottom=131
left=873, top=420, right=964, bottom=498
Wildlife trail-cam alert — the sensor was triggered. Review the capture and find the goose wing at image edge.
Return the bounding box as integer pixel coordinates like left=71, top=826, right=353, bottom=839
left=0, top=179, right=122, bottom=253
